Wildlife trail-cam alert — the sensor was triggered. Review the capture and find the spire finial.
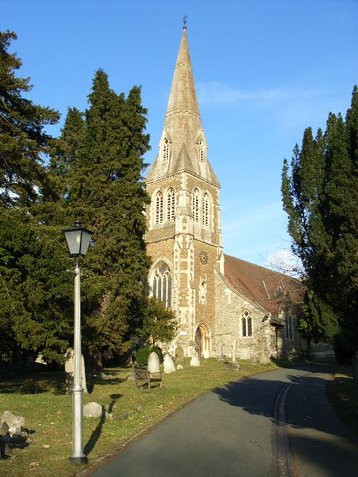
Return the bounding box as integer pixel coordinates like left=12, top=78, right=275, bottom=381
left=183, top=14, right=188, bottom=30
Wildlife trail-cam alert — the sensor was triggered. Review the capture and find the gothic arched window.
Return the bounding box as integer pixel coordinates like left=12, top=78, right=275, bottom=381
left=162, top=137, right=169, bottom=162
left=199, top=138, right=205, bottom=162
left=202, top=193, right=210, bottom=227
left=193, top=188, right=200, bottom=223
left=155, top=191, right=164, bottom=225
left=285, top=314, right=294, bottom=340
left=167, top=188, right=176, bottom=222
left=152, top=262, right=172, bottom=307
left=242, top=311, right=252, bottom=337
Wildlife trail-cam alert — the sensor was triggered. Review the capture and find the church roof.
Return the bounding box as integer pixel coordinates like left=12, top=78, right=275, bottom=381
left=146, top=26, right=220, bottom=187
left=223, top=254, right=304, bottom=318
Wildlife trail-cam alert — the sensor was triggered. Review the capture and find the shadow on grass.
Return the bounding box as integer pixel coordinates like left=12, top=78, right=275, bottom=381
left=0, top=370, right=67, bottom=395
left=84, top=394, right=122, bottom=456
left=0, top=368, right=129, bottom=395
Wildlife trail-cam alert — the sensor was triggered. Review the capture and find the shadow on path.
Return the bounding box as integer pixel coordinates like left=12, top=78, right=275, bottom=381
left=213, top=363, right=358, bottom=477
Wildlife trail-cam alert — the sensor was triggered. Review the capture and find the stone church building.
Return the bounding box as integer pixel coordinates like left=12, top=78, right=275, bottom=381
left=145, top=26, right=305, bottom=363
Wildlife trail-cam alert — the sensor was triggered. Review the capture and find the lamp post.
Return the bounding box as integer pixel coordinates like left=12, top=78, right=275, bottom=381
left=63, top=221, right=93, bottom=465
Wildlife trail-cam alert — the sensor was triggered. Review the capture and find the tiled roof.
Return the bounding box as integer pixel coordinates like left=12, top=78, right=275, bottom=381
left=223, top=254, right=304, bottom=318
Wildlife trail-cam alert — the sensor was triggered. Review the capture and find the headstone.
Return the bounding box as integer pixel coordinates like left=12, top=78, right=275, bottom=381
left=176, top=364, right=184, bottom=370
left=83, top=402, right=104, bottom=418
left=147, top=352, right=160, bottom=374
left=232, top=339, right=237, bottom=364
left=190, top=356, right=200, bottom=367
left=64, top=347, right=74, bottom=394
left=64, top=349, right=87, bottom=393
left=163, top=353, right=176, bottom=374
left=175, top=346, right=184, bottom=363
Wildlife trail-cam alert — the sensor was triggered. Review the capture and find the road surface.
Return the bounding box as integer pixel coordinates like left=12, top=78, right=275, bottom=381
left=89, top=362, right=358, bottom=477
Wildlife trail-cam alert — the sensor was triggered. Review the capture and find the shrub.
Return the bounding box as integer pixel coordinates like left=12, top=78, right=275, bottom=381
left=135, top=346, right=163, bottom=366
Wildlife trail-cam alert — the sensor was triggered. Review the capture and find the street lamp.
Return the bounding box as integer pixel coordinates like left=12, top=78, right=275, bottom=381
left=63, top=221, right=93, bottom=465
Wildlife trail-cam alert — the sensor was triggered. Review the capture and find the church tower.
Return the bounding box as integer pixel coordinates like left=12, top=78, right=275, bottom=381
left=145, top=24, right=224, bottom=357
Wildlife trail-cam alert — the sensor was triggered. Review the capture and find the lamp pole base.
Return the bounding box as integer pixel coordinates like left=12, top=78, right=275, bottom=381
left=70, top=456, right=88, bottom=465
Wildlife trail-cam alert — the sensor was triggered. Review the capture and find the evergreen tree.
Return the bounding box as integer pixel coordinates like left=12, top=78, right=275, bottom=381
left=139, top=298, right=178, bottom=347
left=0, top=209, right=73, bottom=364
left=0, top=31, right=59, bottom=207
left=282, top=87, right=358, bottom=360
left=50, top=107, right=85, bottom=201
left=0, top=31, right=74, bottom=365
left=66, top=70, right=151, bottom=358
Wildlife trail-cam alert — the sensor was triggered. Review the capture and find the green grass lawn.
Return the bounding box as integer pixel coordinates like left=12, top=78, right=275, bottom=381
left=0, top=359, right=275, bottom=477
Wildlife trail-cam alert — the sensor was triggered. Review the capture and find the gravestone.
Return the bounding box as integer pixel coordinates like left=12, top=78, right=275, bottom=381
left=148, top=352, right=160, bottom=374
left=190, top=352, right=200, bottom=367
left=232, top=339, right=237, bottom=364
left=163, top=353, right=176, bottom=374
left=64, top=348, right=74, bottom=394
left=175, top=346, right=184, bottom=363
left=83, top=402, right=103, bottom=418
left=64, top=348, right=87, bottom=394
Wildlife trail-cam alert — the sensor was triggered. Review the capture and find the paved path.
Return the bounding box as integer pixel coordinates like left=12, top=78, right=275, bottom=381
left=89, top=363, right=358, bottom=477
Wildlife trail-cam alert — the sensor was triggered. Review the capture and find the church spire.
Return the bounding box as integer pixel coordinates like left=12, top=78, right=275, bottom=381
left=146, top=25, right=219, bottom=186
left=164, top=23, right=200, bottom=125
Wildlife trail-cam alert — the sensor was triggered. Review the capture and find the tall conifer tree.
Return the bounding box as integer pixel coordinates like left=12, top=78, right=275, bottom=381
left=0, top=31, right=59, bottom=207
left=65, top=70, right=151, bottom=357
left=0, top=31, right=74, bottom=364
left=282, top=87, right=358, bottom=359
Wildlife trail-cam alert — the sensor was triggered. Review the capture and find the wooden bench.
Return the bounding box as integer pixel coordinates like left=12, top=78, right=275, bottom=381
left=133, top=366, right=162, bottom=390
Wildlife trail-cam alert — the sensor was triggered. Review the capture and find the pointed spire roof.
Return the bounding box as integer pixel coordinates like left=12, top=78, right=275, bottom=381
left=165, top=26, right=200, bottom=121
left=147, top=26, right=220, bottom=187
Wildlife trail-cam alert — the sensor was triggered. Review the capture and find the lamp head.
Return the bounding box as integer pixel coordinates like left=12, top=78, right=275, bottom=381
left=63, top=221, right=93, bottom=258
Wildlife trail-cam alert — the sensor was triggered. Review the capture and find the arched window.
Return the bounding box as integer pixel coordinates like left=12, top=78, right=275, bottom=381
left=167, top=188, right=175, bottom=221
left=155, top=191, right=164, bottom=224
left=199, top=138, right=205, bottom=162
left=248, top=316, right=252, bottom=336
left=285, top=315, right=294, bottom=340
left=202, top=193, right=210, bottom=227
left=242, top=311, right=252, bottom=337
left=162, top=137, right=169, bottom=161
left=193, top=189, right=200, bottom=223
left=242, top=317, right=247, bottom=337
left=152, top=262, right=172, bottom=307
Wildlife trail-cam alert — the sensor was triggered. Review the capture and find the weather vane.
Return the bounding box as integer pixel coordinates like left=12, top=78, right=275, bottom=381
left=183, top=14, right=188, bottom=29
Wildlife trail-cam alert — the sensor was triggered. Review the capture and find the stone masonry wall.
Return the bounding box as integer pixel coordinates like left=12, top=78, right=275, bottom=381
left=214, top=270, right=272, bottom=364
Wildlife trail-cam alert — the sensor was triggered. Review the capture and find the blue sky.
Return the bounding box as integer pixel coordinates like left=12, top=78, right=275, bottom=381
left=2, top=0, right=357, bottom=268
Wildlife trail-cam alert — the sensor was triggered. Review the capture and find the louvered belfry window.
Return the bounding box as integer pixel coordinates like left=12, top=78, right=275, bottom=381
left=155, top=191, right=164, bottom=224
left=193, top=189, right=200, bottom=222
left=167, top=188, right=175, bottom=221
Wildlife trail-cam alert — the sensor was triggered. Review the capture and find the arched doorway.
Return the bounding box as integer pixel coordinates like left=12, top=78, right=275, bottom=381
left=195, top=323, right=211, bottom=358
